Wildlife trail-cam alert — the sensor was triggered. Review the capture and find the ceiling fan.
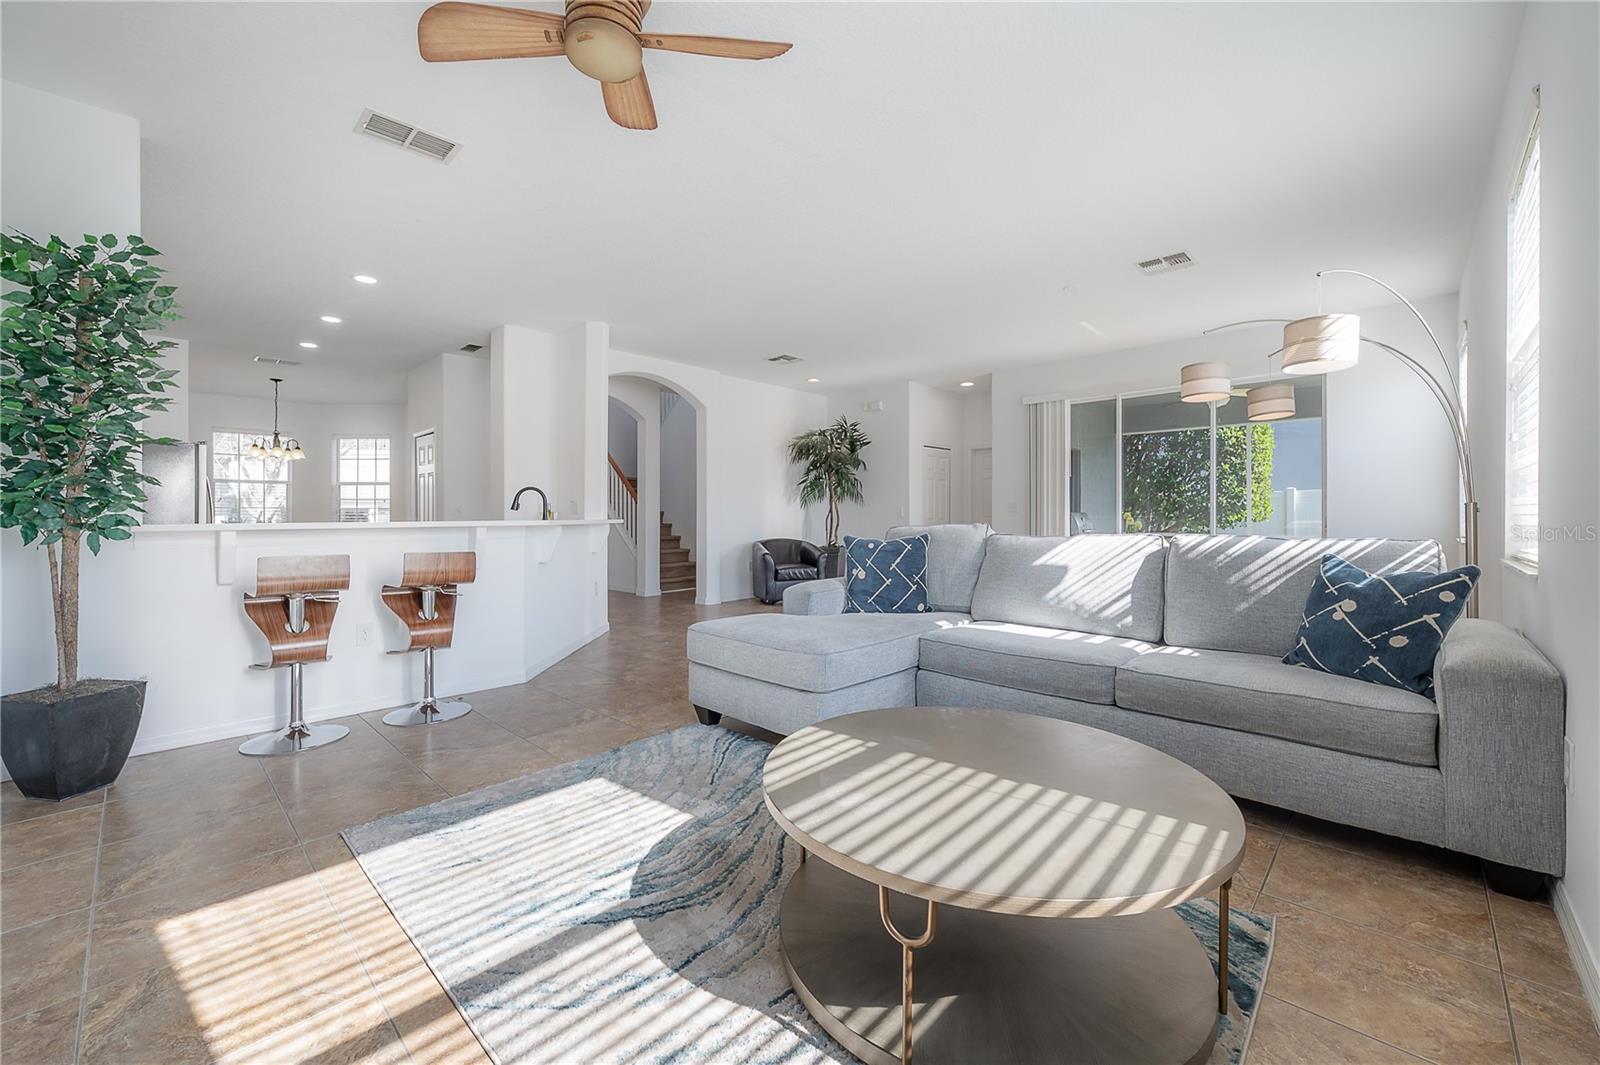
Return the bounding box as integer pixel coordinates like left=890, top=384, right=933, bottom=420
left=417, top=1, right=792, bottom=130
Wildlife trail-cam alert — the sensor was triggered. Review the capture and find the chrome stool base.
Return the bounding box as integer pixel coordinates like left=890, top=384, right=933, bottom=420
left=239, top=722, right=350, bottom=757
left=240, top=660, right=349, bottom=757
left=383, top=646, right=470, bottom=727
left=382, top=699, right=472, bottom=727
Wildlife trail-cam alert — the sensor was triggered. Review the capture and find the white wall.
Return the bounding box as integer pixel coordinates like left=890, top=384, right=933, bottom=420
left=826, top=382, right=993, bottom=532
left=609, top=348, right=826, bottom=603
left=660, top=392, right=697, bottom=554
left=407, top=353, right=492, bottom=520
left=907, top=383, right=965, bottom=525
left=608, top=398, right=639, bottom=478
left=489, top=323, right=607, bottom=523
left=826, top=383, right=912, bottom=538
left=188, top=391, right=410, bottom=523
left=609, top=377, right=661, bottom=595
left=439, top=353, right=491, bottom=520
left=960, top=390, right=993, bottom=523
left=1, top=81, right=140, bottom=243
left=988, top=295, right=1461, bottom=552
left=1457, top=0, right=1600, bottom=1002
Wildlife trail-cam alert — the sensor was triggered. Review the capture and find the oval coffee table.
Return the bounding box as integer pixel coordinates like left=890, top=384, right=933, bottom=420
left=762, top=706, right=1246, bottom=1065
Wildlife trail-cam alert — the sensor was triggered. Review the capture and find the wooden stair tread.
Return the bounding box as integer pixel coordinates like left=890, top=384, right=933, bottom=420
left=658, top=514, right=693, bottom=590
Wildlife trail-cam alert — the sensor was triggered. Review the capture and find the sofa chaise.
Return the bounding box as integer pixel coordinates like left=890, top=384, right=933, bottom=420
left=687, top=523, right=1566, bottom=890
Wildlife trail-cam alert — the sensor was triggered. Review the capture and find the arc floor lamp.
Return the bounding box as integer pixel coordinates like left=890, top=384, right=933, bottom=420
left=1181, top=269, right=1478, bottom=617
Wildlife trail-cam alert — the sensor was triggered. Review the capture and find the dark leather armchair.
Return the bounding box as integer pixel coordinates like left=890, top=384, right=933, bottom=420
left=753, top=538, right=824, bottom=604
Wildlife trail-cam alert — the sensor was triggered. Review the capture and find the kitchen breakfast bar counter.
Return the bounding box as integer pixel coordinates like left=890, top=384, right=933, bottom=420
left=0, top=519, right=619, bottom=759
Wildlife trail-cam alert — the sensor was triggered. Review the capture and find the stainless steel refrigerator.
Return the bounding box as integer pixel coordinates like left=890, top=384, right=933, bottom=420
left=141, top=442, right=215, bottom=524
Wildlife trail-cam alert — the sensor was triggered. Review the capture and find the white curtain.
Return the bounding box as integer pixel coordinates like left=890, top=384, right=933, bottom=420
left=1027, top=399, right=1068, bottom=536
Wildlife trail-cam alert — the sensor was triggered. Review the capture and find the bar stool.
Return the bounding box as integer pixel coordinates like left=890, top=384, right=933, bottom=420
left=238, top=554, right=351, bottom=757
left=381, top=551, right=477, bottom=727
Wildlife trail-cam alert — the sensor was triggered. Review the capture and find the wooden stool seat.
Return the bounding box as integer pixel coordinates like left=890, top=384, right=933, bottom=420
left=380, top=551, right=477, bottom=727
left=239, top=555, right=351, bottom=756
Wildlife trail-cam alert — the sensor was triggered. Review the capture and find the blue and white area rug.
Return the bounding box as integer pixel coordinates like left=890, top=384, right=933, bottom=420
left=344, top=727, right=1273, bottom=1065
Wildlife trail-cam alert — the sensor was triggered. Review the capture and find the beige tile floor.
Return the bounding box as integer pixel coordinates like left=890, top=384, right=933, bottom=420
left=3, top=592, right=1596, bottom=1064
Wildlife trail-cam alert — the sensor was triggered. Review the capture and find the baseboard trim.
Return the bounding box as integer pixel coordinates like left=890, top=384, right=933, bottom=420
left=1552, top=878, right=1600, bottom=1032
left=522, top=623, right=609, bottom=681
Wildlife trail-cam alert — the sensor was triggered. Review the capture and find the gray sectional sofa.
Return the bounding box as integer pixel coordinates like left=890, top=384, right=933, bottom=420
left=687, top=523, right=1567, bottom=884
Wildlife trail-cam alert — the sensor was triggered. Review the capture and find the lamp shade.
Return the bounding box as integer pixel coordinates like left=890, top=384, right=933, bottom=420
left=1180, top=361, right=1232, bottom=403
left=1282, top=313, right=1360, bottom=375
left=1246, top=381, right=1296, bottom=421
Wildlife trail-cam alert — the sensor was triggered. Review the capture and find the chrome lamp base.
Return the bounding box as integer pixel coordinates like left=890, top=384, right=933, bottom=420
left=382, top=647, right=471, bottom=727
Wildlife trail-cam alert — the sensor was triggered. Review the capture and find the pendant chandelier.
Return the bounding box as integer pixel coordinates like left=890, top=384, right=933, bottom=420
left=249, top=377, right=305, bottom=460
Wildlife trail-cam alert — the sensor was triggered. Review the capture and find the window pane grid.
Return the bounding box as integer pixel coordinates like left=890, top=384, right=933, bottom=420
left=211, top=430, right=289, bottom=524
left=1505, top=126, right=1540, bottom=566
left=335, top=436, right=393, bottom=523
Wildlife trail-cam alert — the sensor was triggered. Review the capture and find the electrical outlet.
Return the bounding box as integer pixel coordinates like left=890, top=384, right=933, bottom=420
left=355, top=623, right=373, bottom=648
left=1007, top=501, right=1019, bottom=514
left=1565, top=736, right=1574, bottom=796
left=593, top=581, right=599, bottom=597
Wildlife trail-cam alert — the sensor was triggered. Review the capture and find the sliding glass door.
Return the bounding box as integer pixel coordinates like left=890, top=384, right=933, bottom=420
left=1118, top=391, right=1214, bottom=533
left=1067, top=380, right=1324, bottom=536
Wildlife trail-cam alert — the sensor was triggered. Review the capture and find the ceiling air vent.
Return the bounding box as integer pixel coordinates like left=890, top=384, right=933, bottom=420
left=767, top=353, right=801, bottom=363
left=253, top=355, right=301, bottom=366
left=459, top=343, right=484, bottom=353
left=1136, top=251, right=1194, bottom=275
left=356, top=109, right=462, bottom=163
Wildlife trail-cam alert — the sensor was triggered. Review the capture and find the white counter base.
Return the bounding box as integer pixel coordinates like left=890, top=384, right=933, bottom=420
left=2, top=520, right=619, bottom=765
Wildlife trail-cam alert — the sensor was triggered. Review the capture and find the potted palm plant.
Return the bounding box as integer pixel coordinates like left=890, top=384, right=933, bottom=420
left=1, top=232, right=181, bottom=800
left=787, top=416, right=871, bottom=578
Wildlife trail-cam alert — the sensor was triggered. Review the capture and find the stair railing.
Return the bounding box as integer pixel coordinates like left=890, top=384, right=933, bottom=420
left=607, top=454, right=638, bottom=550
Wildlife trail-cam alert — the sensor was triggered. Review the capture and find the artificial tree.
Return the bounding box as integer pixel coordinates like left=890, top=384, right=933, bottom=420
left=787, top=415, right=871, bottom=547
left=0, top=232, right=180, bottom=797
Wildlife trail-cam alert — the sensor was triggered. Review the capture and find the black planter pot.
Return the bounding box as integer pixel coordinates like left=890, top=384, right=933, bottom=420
left=1, top=680, right=145, bottom=801
left=818, top=545, right=845, bottom=580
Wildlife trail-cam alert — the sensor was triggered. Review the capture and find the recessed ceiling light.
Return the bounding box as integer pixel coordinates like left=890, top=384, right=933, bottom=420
left=806, top=377, right=820, bottom=384
left=299, top=341, right=319, bottom=349
left=320, top=315, right=342, bottom=324
left=352, top=274, right=377, bottom=285
left=959, top=381, right=975, bottom=388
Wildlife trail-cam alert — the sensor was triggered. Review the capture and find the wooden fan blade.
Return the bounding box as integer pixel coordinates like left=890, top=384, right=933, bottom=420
left=418, top=2, right=566, bottom=62
left=602, top=69, right=657, bottom=130
left=638, top=33, right=791, bottom=60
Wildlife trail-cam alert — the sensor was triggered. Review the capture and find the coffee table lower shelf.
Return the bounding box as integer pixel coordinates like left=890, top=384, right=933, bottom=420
left=780, top=858, right=1220, bottom=1065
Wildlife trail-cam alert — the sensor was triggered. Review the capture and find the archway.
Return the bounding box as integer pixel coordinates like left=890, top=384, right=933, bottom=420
left=608, top=371, right=710, bottom=603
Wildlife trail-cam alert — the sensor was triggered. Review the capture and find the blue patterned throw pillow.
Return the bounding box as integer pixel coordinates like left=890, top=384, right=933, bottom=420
left=1283, top=554, right=1480, bottom=699
left=842, top=534, right=930, bottom=614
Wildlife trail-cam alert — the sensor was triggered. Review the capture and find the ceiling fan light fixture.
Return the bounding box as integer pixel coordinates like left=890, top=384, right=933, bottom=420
left=1246, top=381, right=1297, bottom=422
left=565, top=16, right=643, bottom=82
left=1282, top=313, right=1360, bottom=375
left=1179, top=361, right=1232, bottom=404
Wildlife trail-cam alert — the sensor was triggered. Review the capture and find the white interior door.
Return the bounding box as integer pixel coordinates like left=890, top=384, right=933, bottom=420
left=972, top=447, right=993, bottom=524
left=414, top=431, right=436, bottom=521
left=922, top=446, right=951, bottom=524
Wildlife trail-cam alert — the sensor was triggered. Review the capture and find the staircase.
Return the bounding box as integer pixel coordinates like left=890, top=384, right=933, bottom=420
left=660, top=513, right=695, bottom=593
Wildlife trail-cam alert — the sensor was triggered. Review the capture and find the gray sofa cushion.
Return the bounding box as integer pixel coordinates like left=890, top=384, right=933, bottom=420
left=687, top=612, right=969, bottom=693
left=918, top=622, right=1152, bottom=705
left=1163, top=534, right=1445, bottom=657
left=969, top=534, right=1166, bottom=641
left=887, top=523, right=991, bottom=613
left=1115, top=646, right=1440, bottom=766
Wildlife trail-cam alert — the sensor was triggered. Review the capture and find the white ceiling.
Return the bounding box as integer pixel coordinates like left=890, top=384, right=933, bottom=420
left=1, top=2, right=1520, bottom=402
